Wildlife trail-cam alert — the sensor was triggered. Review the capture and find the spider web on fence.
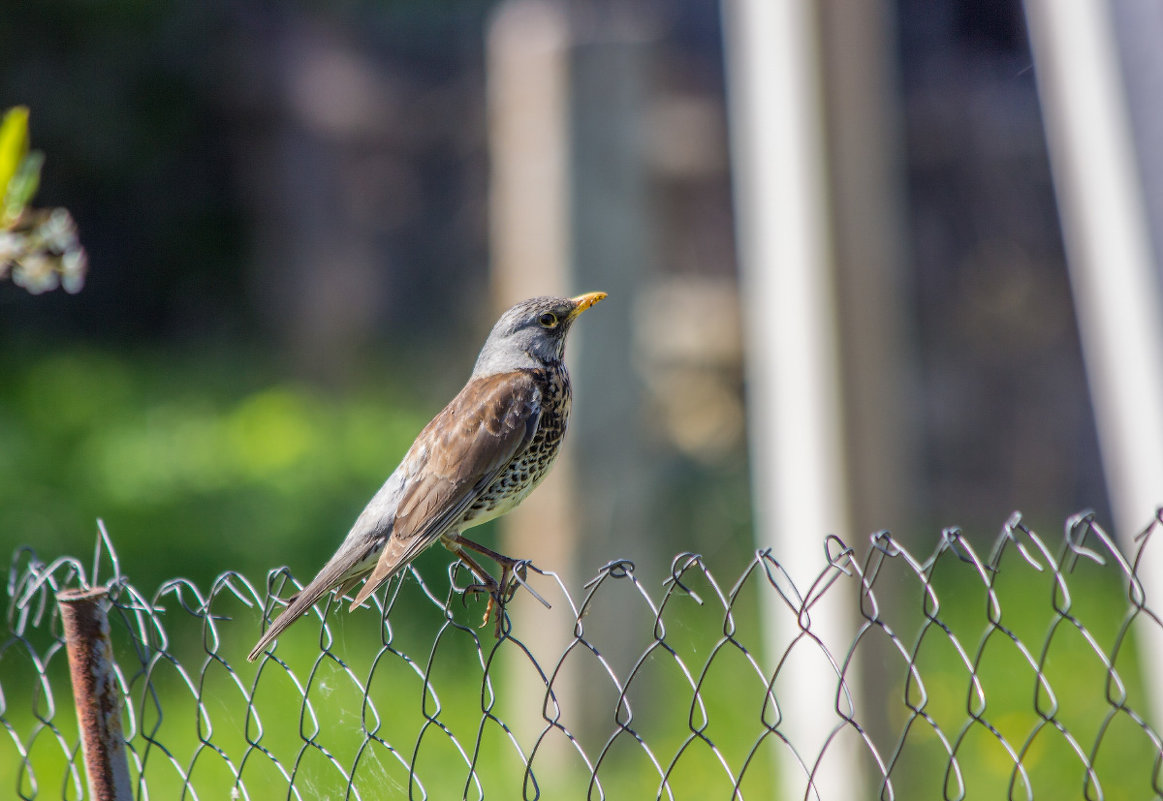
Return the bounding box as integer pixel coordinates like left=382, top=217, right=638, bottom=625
left=3, top=511, right=1163, bottom=800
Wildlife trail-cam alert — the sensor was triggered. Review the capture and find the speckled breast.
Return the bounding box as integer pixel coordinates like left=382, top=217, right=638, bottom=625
left=461, top=366, right=572, bottom=528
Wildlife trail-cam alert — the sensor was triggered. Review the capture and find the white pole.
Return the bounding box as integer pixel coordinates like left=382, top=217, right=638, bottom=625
left=1024, top=0, right=1163, bottom=540
left=1023, top=0, right=1163, bottom=723
left=722, top=1, right=860, bottom=798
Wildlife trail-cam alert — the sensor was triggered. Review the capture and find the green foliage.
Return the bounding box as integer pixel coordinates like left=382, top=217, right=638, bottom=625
left=0, top=106, right=47, bottom=230
left=0, top=106, right=34, bottom=223
left=0, top=348, right=1154, bottom=798
left=0, top=345, right=431, bottom=588
left=887, top=553, right=1156, bottom=800
left=0, top=106, right=87, bottom=293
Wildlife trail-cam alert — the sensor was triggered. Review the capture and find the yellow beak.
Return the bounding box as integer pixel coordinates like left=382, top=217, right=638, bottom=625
left=568, top=291, right=608, bottom=319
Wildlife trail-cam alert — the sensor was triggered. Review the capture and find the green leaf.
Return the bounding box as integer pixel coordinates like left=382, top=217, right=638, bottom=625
left=3, top=151, right=43, bottom=224
left=0, top=106, right=31, bottom=203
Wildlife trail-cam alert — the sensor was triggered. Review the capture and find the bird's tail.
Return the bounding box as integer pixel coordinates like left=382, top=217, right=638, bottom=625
left=246, top=543, right=379, bottom=662
left=346, top=533, right=427, bottom=610
left=246, top=575, right=334, bottom=662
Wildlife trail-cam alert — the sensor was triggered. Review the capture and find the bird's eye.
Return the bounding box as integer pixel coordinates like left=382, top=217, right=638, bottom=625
left=538, top=312, right=558, bottom=328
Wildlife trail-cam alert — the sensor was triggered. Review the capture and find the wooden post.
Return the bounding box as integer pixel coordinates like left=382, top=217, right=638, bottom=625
left=486, top=0, right=578, bottom=774
left=817, top=0, right=914, bottom=765
left=818, top=0, right=913, bottom=539
left=562, top=22, right=657, bottom=741
left=58, top=587, right=133, bottom=801
left=487, top=0, right=656, bottom=752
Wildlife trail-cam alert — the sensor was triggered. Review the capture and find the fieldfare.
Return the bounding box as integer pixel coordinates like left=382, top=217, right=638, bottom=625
left=247, top=292, right=606, bottom=661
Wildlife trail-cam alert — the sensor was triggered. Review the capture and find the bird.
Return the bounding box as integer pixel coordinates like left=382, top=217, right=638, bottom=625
left=247, top=292, right=606, bottom=662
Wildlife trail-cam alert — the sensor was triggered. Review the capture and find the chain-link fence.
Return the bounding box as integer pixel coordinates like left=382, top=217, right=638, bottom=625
left=3, top=511, right=1162, bottom=800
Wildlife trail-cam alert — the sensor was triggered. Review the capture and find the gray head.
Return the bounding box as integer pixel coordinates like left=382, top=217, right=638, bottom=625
left=471, top=292, right=606, bottom=377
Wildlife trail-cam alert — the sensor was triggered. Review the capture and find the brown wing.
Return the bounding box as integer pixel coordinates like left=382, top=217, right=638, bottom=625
left=347, top=370, right=542, bottom=608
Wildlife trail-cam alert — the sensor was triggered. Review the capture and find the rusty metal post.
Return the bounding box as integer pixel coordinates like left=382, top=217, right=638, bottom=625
left=57, top=587, right=133, bottom=801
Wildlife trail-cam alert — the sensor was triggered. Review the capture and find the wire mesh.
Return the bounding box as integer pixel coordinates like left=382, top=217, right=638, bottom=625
left=3, top=511, right=1162, bottom=800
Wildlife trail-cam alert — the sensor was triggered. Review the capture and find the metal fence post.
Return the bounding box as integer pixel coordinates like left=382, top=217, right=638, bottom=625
left=57, top=587, right=133, bottom=801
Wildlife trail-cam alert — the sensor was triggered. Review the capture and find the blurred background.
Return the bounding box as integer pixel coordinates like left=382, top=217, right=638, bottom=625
left=3, top=0, right=1140, bottom=588
left=5, top=1, right=1163, bottom=797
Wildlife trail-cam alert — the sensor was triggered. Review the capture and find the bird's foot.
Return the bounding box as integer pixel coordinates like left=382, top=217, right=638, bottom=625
left=485, top=559, right=528, bottom=635
left=462, top=576, right=500, bottom=603
left=461, top=577, right=507, bottom=636
left=458, top=556, right=547, bottom=637
left=497, top=558, right=527, bottom=602
left=463, top=566, right=523, bottom=636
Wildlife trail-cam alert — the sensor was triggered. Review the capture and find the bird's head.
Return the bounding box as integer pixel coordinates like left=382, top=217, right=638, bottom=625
left=472, top=292, right=607, bottom=376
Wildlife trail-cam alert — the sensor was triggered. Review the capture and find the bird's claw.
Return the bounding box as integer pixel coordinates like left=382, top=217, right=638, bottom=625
left=460, top=576, right=515, bottom=637
left=461, top=580, right=498, bottom=604
left=459, top=559, right=545, bottom=637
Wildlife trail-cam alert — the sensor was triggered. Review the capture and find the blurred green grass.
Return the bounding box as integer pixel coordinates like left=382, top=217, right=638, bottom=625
left=4, top=550, right=1156, bottom=799
left=1, top=346, right=1159, bottom=798
left=883, top=551, right=1158, bottom=800
left=0, top=344, right=435, bottom=589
